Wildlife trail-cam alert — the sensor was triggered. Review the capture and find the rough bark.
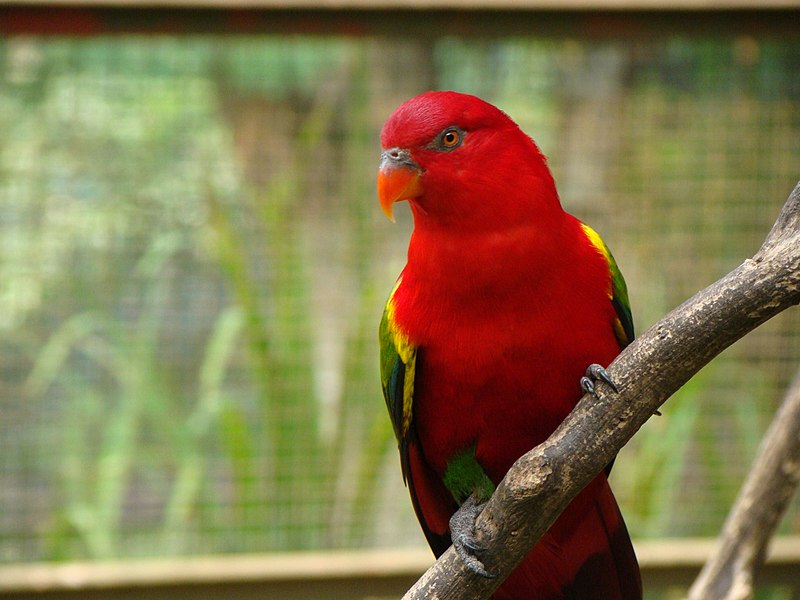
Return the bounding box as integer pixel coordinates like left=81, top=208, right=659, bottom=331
left=401, top=180, right=800, bottom=600
left=686, top=369, right=800, bottom=600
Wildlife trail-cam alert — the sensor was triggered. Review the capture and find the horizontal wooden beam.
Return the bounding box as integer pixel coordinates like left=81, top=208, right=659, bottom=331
left=1, top=0, right=799, bottom=8
left=0, top=538, right=798, bottom=599
left=1, top=4, right=799, bottom=36
left=0, top=548, right=433, bottom=592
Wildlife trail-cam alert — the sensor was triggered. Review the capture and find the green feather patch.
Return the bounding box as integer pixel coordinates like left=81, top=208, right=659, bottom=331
left=443, top=446, right=496, bottom=505
left=580, top=223, right=635, bottom=348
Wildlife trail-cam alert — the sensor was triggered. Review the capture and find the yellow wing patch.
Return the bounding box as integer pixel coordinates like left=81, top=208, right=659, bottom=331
left=580, top=223, right=614, bottom=299
left=380, top=277, right=417, bottom=441
left=385, top=280, right=415, bottom=364
left=580, top=222, right=635, bottom=348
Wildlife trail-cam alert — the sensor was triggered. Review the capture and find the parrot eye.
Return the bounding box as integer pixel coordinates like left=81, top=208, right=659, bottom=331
left=442, top=130, right=460, bottom=146
left=434, top=127, right=465, bottom=152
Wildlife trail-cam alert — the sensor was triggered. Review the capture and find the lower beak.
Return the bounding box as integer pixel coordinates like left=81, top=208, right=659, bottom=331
left=377, top=151, right=422, bottom=221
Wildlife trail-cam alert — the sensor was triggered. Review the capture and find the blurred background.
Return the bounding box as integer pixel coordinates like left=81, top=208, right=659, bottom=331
left=1, top=4, right=799, bottom=598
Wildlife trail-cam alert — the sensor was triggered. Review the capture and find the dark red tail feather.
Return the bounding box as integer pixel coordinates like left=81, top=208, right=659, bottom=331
left=492, top=474, right=641, bottom=600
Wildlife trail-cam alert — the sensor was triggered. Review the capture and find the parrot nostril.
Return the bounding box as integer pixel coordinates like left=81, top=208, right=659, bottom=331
left=384, top=148, right=404, bottom=162
left=381, top=148, right=418, bottom=171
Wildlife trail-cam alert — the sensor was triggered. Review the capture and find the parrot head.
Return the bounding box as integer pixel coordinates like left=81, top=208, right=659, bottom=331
left=377, top=91, right=560, bottom=229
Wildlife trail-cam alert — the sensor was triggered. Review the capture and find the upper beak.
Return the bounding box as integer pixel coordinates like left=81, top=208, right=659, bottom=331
left=378, top=148, right=422, bottom=221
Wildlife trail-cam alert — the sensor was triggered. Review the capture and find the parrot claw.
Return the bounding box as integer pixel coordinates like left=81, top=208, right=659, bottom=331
left=449, top=495, right=497, bottom=579
left=580, top=363, right=618, bottom=396
left=580, top=364, right=662, bottom=415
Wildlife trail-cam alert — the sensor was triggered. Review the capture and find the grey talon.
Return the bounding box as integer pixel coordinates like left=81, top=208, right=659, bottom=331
left=582, top=364, right=618, bottom=395
left=449, top=495, right=497, bottom=579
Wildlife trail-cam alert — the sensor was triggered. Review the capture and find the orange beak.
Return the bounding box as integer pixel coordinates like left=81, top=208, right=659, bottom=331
left=377, top=149, right=422, bottom=221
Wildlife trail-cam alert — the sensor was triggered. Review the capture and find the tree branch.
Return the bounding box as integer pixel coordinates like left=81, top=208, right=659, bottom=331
left=402, top=181, right=800, bottom=600
left=687, top=368, right=800, bottom=600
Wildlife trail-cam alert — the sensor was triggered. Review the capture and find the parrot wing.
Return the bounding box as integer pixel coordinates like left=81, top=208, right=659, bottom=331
left=580, top=223, right=634, bottom=349
left=379, top=278, right=455, bottom=555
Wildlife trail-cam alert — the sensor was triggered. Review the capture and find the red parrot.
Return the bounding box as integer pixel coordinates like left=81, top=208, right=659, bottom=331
left=377, top=91, right=641, bottom=599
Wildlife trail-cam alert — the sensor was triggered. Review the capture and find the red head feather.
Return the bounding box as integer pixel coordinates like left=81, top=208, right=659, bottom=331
left=379, top=91, right=561, bottom=232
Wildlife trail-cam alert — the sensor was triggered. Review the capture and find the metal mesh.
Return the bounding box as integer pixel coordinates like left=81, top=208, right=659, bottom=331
left=0, top=34, right=798, bottom=563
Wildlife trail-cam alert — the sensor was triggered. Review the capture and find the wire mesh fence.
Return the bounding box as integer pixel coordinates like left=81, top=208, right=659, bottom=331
left=0, top=31, right=799, bottom=567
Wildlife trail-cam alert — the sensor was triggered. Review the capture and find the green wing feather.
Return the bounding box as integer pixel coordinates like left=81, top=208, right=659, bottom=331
left=379, top=279, right=417, bottom=464
left=580, top=223, right=635, bottom=348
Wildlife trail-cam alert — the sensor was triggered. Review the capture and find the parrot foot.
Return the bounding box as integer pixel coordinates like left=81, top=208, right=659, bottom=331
left=581, top=364, right=662, bottom=415
left=449, top=495, right=497, bottom=579
left=580, top=363, right=618, bottom=396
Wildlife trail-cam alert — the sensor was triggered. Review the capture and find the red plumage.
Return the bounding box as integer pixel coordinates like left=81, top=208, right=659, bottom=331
left=378, top=91, right=641, bottom=599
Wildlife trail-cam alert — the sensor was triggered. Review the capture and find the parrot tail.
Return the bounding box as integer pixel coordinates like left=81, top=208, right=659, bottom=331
left=492, top=474, right=642, bottom=600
